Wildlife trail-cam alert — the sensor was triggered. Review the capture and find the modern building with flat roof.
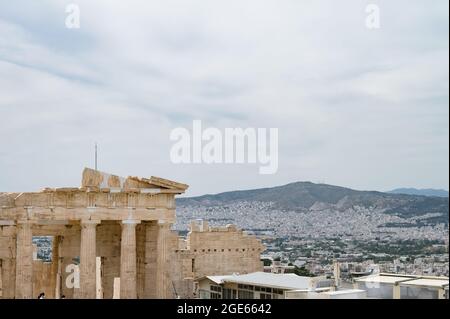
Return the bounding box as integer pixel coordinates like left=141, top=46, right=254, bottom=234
left=285, top=289, right=367, bottom=299
left=196, top=271, right=449, bottom=299
left=354, top=273, right=449, bottom=299
left=196, top=272, right=334, bottom=299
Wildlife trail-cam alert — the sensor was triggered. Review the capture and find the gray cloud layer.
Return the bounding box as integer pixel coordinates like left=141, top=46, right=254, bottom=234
left=0, top=0, right=448, bottom=196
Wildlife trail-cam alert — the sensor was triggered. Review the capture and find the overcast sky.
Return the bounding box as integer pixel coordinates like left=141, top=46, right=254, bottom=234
left=0, top=0, right=448, bottom=196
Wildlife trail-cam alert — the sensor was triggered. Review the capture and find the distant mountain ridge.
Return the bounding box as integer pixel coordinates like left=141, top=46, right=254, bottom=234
left=388, top=188, right=449, bottom=198
left=177, top=182, right=449, bottom=224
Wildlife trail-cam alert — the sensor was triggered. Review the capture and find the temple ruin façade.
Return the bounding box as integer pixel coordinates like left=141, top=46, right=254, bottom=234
left=0, top=168, right=264, bottom=299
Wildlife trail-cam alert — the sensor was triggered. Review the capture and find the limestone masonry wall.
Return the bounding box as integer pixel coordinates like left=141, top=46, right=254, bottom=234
left=168, top=221, right=265, bottom=298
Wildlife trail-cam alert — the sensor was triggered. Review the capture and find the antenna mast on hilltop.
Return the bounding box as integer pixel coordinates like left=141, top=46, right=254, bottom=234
left=95, top=142, right=98, bottom=171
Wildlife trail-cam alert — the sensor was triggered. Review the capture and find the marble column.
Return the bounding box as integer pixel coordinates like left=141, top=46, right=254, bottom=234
left=53, top=236, right=62, bottom=299
left=0, top=260, right=2, bottom=298
left=15, top=220, right=34, bottom=299
left=120, top=220, right=140, bottom=299
left=79, top=220, right=99, bottom=299
left=156, top=222, right=171, bottom=299
left=2, top=258, right=16, bottom=299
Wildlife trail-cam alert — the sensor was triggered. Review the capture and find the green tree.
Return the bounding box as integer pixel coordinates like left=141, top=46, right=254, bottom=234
left=294, top=266, right=314, bottom=277
left=262, top=258, right=272, bottom=266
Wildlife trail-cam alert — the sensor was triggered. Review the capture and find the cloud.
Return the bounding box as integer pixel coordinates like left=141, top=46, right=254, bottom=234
left=0, top=0, right=448, bottom=195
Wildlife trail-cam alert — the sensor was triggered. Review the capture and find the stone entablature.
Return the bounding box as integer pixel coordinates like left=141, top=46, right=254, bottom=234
left=0, top=168, right=188, bottom=224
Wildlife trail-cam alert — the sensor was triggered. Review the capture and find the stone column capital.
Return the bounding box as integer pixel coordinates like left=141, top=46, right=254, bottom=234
left=122, top=219, right=141, bottom=225
left=16, top=219, right=36, bottom=225
left=23, top=206, right=34, bottom=219
left=80, top=219, right=101, bottom=226
left=157, top=220, right=171, bottom=227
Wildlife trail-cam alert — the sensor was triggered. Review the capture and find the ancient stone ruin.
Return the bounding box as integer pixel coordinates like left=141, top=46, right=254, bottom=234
left=0, top=168, right=264, bottom=299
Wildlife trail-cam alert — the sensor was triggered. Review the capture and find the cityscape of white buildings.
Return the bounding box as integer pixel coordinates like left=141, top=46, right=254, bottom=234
left=176, top=201, right=447, bottom=241
left=176, top=201, right=449, bottom=277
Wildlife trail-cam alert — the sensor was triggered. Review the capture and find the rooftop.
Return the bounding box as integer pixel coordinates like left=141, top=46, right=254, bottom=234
left=400, top=278, right=449, bottom=289
left=202, top=272, right=316, bottom=291
left=324, top=289, right=366, bottom=296
left=355, top=273, right=449, bottom=287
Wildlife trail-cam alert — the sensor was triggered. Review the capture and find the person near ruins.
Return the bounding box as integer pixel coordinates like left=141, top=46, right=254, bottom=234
left=37, top=292, right=45, bottom=299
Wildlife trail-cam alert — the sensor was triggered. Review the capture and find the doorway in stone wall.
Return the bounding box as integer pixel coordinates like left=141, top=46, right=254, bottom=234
left=32, top=236, right=59, bottom=299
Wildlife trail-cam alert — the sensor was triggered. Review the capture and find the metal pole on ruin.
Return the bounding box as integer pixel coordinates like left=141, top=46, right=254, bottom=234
left=95, top=142, right=98, bottom=171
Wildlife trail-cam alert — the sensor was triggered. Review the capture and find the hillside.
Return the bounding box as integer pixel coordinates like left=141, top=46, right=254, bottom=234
left=177, top=182, right=449, bottom=223
left=388, top=188, right=449, bottom=198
